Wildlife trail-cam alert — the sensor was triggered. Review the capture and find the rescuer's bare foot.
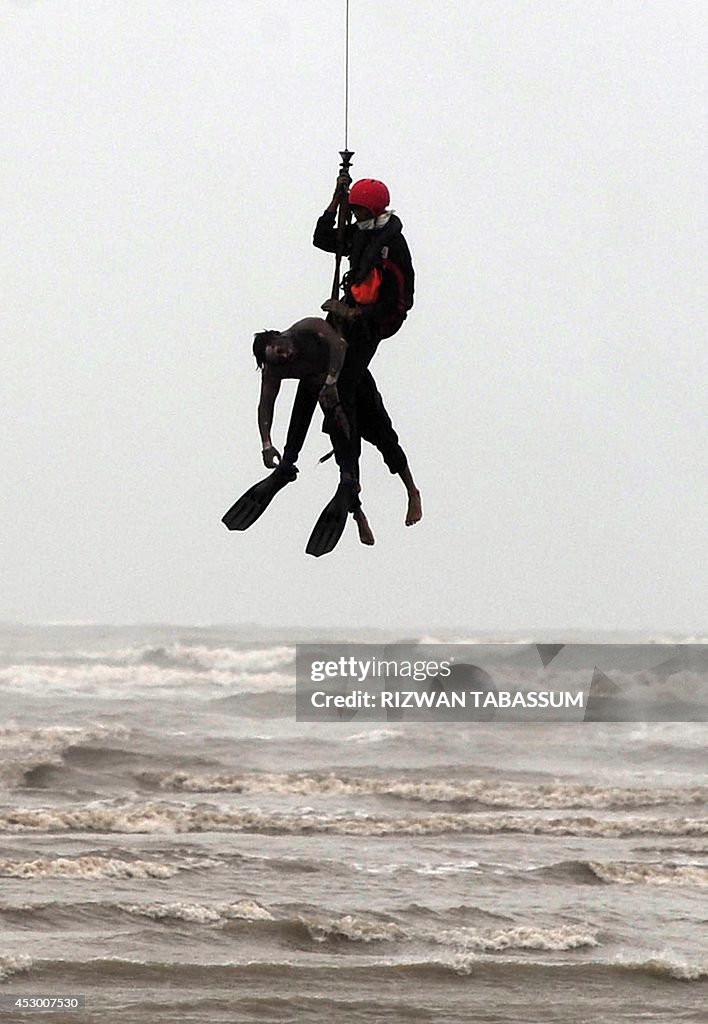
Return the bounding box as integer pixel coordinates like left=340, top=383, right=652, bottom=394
left=353, top=509, right=375, bottom=545
left=405, top=489, right=422, bottom=526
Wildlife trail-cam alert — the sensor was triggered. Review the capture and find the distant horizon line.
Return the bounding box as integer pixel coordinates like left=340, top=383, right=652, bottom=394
left=1, top=620, right=706, bottom=643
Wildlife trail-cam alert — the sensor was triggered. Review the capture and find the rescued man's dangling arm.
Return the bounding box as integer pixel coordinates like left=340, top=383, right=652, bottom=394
left=257, top=371, right=282, bottom=468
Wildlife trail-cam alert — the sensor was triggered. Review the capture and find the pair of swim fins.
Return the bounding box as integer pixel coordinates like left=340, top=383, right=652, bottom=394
left=221, top=464, right=298, bottom=531
left=221, top=466, right=352, bottom=557
left=305, top=480, right=354, bottom=557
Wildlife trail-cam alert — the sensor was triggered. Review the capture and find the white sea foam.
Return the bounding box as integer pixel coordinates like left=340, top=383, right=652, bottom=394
left=352, top=859, right=480, bottom=876
left=120, top=899, right=272, bottom=925
left=0, top=954, right=33, bottom=981
left=8, top=643, right=294, bottom=673
left=0, top=855, right=180, bottom=879
left=117, top=903, right=399, bottom=939
left=121, top=902, right=223, bottom=924
left=302, top=913, right=405, bottom=943
left=343, top=729, right=399, bottom=744
left=0, top=662, right=293, bottom=697
left=145, top=769, right=708, bottom=810
left=623, top=953, right=708, bottom=981
left=433, top=924, right=599, bottom=952
left=413, top=860, right=482, bottom=876
left=589, top=861, right=708, bottom=887
left=222, top=899, right=274, bottom=921
left=463, top=664, right=708, bottom=705
left=1, top=801, right=706, bottom=838
left=350, top=862, right=399, bottom=875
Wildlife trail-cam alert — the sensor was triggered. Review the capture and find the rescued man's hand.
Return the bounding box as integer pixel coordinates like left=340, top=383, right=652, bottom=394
left=321, top=298, right=359, bottom=320
left=262, top=444, right=281, bottom=469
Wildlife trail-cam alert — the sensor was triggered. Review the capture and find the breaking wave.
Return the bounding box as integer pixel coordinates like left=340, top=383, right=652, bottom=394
left=140, top=769, right=708, bottom=810
left=0, top=663, right=292, bottom=697
left=588, top=860, right=708, bottom=887
left=0, top=899, right=599, bottom=955
left=343, top=729, right=399, bottom=744
left=431, top=924, right=599, bottom=952
left=0, top=644, right=295, bottom=699
left=636, top=956, right=708, bottom=982
left=0, top=954, right=33, bottom=982
left=25, top=954, right=708, bottom=984
left=130, top=644, right=294, bottom=674
left=3, top=643, right=294, bottom=674
left=297, top=913, right=405, bottom=944
left=121, top=898, right=274, bottom=925
left=0, top=855, right=187, bottom=880
left=0, top=723, right=130, bottom=789
left=527, top=858, right=708, bottom=888
left=0, top=801, right=706, bottom=838
left=425, top=953, right=708, bottom=982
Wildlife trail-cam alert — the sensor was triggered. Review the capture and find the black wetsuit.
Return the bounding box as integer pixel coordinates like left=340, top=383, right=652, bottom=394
left=312, top=210, right=415, bottom=479
left=281, top=212, right=414, bottom=485
left=313, top=209, right=415, bottom=339
left=280, top=328, right=408, bottom=485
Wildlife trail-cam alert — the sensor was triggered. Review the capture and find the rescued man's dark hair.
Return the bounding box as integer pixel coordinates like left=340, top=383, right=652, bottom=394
left=252, top=330, right=281, bottom=369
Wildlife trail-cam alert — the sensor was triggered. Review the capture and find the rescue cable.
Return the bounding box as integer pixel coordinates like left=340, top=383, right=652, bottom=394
left=344, top=0, right=350, bottom=152
left=331, top=0, right=354, bottom=301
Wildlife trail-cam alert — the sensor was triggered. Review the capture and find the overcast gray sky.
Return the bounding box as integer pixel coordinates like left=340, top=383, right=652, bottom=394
left=2, top=1, right=706, bottom=631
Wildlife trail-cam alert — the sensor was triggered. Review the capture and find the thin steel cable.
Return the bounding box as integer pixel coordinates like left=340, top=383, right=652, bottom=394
left=344, top=0, right=350, bottom=148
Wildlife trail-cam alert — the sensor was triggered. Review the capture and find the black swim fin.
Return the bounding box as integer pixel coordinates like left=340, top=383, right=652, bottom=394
left=222, top=464, right=297, bottom=531
left=305, top=481, right=354, bottom=557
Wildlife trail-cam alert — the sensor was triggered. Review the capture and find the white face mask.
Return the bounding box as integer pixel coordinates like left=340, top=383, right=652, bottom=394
left=355, top=210, right=393, bottom=231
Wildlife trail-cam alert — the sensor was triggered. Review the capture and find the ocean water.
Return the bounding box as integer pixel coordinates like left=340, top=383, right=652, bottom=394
left=0, top=624, right=706, bottom=1023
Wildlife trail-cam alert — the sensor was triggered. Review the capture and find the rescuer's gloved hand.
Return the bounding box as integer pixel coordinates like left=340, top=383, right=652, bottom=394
left=335, top=170, right=352, bottom=193
left=330, top=172, right=352, bottom=206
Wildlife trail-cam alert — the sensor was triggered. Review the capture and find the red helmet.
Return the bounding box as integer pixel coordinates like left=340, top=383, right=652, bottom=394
left=348, top=179, right=390, bottom=216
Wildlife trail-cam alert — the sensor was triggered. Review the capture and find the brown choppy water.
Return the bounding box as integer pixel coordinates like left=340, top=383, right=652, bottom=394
left=0, top=625, right=706, bottom=1022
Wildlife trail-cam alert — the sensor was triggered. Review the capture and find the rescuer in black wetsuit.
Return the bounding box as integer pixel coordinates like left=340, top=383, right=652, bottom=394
left=274, top=175, right=421, bottom=527
left=318, top=175, right=420, bottom=526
